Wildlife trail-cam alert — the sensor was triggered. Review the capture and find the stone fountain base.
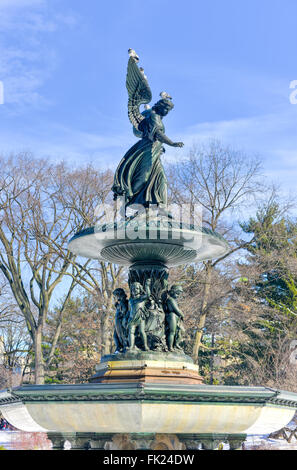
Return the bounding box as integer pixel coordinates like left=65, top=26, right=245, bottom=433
left=1, top=219, right=294, bottom=450
left=1, top=381, right=297, bottom=450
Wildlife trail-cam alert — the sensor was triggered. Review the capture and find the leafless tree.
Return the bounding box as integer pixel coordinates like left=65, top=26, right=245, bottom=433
left=50, top=164, right=126, bottom=356
left=167, top=140, right=264, bottom=363
left=0, top=315, right=31, bottom=387
left=0, top=154, right=117, bottom=383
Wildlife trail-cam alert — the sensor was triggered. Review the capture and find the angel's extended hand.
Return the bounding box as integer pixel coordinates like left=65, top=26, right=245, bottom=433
left=173, top=142, right=184, bottom=148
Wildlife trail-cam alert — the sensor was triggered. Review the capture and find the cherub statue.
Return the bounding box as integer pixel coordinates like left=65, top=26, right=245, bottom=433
left=113, top=288, right=129, bottom=353
left=127, top=279, right=152, bottom=351
left=112, top=50, right=184, bottom=215
left=163, top=285, right=185, bottom=352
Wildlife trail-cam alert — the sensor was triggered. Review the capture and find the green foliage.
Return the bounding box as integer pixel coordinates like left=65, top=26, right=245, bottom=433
left=240, top=202, right=296, bottom=254
left=220, top=203, right=297, bottom=387
left=195, top=202, right=297, bottom=388
left=42, top=293, right=101, bottom=383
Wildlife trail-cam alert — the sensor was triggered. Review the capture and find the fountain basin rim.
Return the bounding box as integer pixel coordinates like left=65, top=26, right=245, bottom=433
left=68, top=224, right=230, bottom=266
left=1, top=384, right=297, bottom=407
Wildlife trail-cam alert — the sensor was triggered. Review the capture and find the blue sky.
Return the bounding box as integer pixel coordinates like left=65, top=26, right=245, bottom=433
left=0, top=0, right=297, bottom=192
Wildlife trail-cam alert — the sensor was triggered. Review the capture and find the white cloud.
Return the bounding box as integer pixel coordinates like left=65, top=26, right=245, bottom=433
left=180, top=107, right=297, bottom=158
left=165, top=106, right=297, bottom=194
left=0, top=121, right=134, bottom=168
left=0, top=0, right=45, bottom=9
left=0, top=0, right=77, bottom=109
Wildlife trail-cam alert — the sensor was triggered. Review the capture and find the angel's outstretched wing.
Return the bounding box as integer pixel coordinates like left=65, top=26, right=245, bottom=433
left=126, top=56, right=152, bottom=130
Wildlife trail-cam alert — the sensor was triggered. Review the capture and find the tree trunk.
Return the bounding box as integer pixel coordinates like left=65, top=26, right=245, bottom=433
left=210, top=333, right=215, bottom=384
left=100, top=311, right=112, bottom=357
left=192, top=261, right=213, bottom=364
left=34, top=326, right=45, bottom=385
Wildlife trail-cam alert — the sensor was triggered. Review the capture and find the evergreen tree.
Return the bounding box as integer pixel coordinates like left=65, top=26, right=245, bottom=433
left=223, top=202, right=297, bottom=389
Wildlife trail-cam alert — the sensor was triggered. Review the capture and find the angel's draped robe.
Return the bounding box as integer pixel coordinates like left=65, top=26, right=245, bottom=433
left=112, top=110, right=167, bottom=208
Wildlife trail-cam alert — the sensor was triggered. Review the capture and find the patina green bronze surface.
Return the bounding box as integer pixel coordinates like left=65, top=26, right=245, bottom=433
left=67, top=51, right=230, bottom=358
left=68, top=217, right=230, bottom=356
left=112, top=52, right=184, bottom=212
left=100, top=349, right=193, bottom=364
left=127, top=263, right=168, bottom=352
left=68, top=217, right=230, bottom=266
left=163, top=285, right=185, bottom=352
left=113, top=288, right=129, bottom=353
left=111, top=273, right=185, bottom=354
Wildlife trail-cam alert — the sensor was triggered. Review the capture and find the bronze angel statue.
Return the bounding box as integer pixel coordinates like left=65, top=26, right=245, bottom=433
left=112, top=49, right=184, bottom=213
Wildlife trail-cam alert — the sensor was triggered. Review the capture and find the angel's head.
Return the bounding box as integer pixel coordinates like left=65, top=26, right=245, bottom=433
left=152, top=98, right=174, bottom=117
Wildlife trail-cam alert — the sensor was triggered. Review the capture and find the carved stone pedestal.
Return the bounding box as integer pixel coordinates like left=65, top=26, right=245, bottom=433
left=47, top=432, right=113, bottom=450
left=179, top=433, right=246, bottom=450
left=47, top=431, right=247, bottom=450
left=90, top=351, right=203, bottom=385
left=178, top=433, right=246, bottom=450
left=104, top=433, right=186, bottom=450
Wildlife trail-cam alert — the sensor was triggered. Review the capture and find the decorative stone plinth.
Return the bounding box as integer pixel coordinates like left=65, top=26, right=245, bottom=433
left=104, top=433, right=186, bottom=450
left=178, top=433, right=246, bottom=450
left=47, top=432, right=113, bottom=450
left=48, top=432, right=69, bottom=450
left=90, top=351, right=203, bottom=385
left=47, top=432, right=184, bottom=451
left=47, top=431, right=246, bottom=450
